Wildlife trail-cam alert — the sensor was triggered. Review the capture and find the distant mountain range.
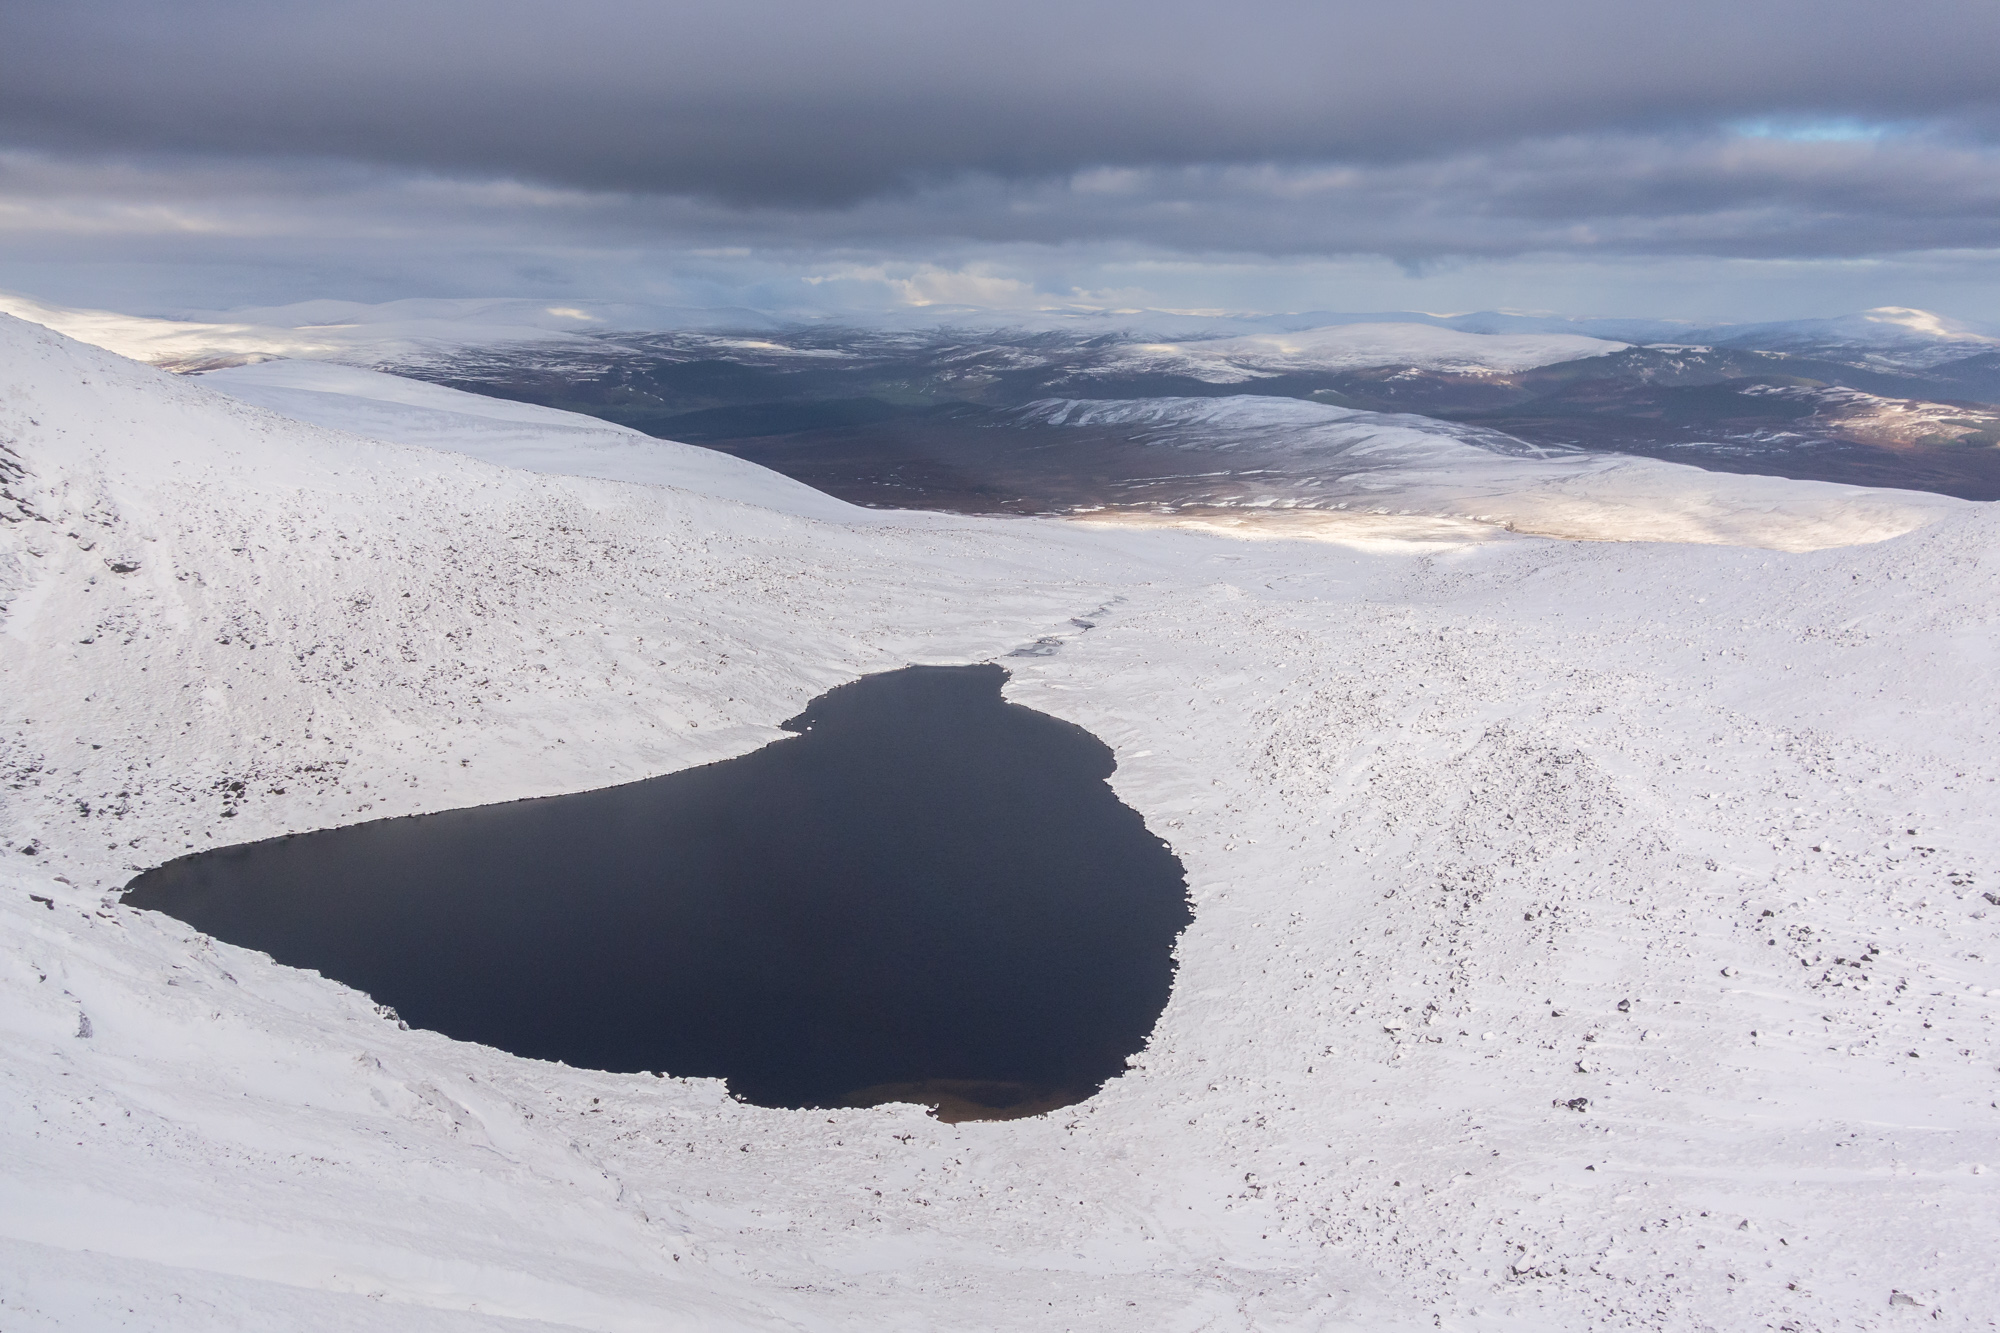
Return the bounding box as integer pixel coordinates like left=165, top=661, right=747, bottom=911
left=8, top=290, right=1998, bottom=369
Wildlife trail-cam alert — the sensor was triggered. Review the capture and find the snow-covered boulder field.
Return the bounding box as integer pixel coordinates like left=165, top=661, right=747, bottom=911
left=3, top=314, right=1997, bottom=1330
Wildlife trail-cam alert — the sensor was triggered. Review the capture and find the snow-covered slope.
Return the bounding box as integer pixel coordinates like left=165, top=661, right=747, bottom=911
left=197, top=360, right=859, bottom=519
left=1024, top=396, right=1961, bottom=551
left=4, top=315, right=1999, bottom=1330
left=1091, top=322, right=1626, bottom=383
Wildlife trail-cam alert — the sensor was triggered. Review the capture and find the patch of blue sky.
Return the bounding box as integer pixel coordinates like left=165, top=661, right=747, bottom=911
left=1728, top=116, right=1904, bottom=143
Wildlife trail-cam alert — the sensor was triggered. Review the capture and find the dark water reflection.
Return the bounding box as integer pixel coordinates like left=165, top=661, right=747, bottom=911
left=124, top=665, right=1190, bottom=1119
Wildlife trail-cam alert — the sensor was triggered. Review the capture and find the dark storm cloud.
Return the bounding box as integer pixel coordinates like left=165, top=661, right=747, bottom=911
left=775, top=138, right=2000, bottom=260
left=3, top=0, right=1998, bottom=207
left=9, top=131, right=2000, bottom=267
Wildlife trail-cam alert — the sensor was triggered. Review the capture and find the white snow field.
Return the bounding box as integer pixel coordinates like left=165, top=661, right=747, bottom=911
left=3, top=314, right=1998, bottom=1330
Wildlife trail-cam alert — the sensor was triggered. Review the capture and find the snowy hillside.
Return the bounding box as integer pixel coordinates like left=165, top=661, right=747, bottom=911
left=1018, top=396, right=1961, bottom=551
left=4, top=315, right=1999, bottom=1330
left=197, top=360, right=859, bottom=518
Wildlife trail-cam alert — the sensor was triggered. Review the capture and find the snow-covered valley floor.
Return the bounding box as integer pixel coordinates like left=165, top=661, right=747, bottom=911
left=3, top=314, right=1997, bottom=1330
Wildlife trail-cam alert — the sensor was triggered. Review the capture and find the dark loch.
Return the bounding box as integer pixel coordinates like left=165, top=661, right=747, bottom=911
left=123, top=665, right=1190, bottom=1120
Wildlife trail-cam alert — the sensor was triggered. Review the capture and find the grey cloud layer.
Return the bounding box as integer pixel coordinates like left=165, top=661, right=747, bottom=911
left=4, top=0, right=1998, bottom=205
left=8, top=131, right=2000, bottom=270
left=4, top=0, right=1998, bottom=302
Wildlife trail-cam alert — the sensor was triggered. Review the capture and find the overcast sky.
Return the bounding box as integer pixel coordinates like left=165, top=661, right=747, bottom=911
left=3, top=0, right=1998, bottom=320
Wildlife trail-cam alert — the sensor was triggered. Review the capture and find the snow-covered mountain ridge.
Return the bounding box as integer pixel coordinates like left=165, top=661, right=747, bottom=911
left=1711, top=307, right=2000, bottom=369
left=4, top=316, right=1999, bottom=1329
left=12, top=290, right=1993, bottom=367
left=1083, top=323, right=1626, bottom=383
left=0, top=292, right=1629, bottom=379
left=1009, top=395, right=1959, bottom=550
left=0, top=292, right=619, bottom=373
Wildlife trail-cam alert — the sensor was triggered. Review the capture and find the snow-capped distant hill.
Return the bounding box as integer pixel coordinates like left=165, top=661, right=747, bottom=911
left=1707, top=306, right=2000, bottom=370
left=4, top=314, right=1999, bottom=1329
left=12, top=288, right=1992, bottom=368
left=1010, top=395, right=1957, bottom=549
left=183, top=296, right=789, bottom=336
left=0, top=291, right=606, bottom=372
left=1088, top=322, right=1627, bottom=383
